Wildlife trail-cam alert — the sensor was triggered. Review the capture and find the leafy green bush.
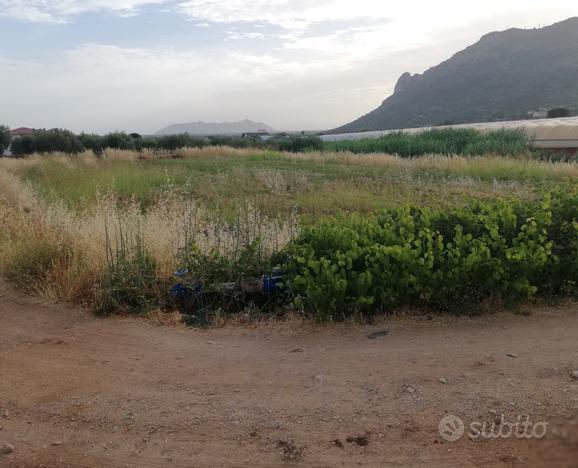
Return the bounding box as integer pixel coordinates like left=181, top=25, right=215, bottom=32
left=283, top=189, right=577, bottom=320
left=324, top=129, right=531, bottom=157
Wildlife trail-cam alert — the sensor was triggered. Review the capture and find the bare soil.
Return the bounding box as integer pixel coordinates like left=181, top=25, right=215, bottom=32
left=0, top=293, right=577, bottom=467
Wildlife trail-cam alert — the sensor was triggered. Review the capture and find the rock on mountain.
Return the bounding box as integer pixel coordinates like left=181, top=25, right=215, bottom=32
left=156, top=119, right=276, bottom=136
left=335, top=17, right=578, bottom=133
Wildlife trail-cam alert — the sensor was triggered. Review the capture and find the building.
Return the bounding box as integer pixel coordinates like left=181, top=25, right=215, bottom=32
left=9, top=127, right=34, bottom=138
left=1, top=128, right=34, bottom=156
left=321, top=116, right=578, bottom=151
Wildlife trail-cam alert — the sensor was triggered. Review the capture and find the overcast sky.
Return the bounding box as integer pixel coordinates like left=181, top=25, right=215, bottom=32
left=0, top=1, right=576, bottom=133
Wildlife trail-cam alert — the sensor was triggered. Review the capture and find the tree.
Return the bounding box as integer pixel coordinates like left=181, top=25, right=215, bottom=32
left=547, top=108, right=571, bottom=118
left=10, top=128, right=84, bottom=156
left=102, top=132, right=136, bottom=151
left=79, top=133, right=105, bottom=154
left=0, top=125, right=10, bottom=155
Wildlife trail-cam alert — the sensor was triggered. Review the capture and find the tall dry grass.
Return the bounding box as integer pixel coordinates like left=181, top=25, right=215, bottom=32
left=0, top=166, right=297, bottom=305
left=3, top=147, right=577, bottom=181
left=281, top=151, right=578, bottom=179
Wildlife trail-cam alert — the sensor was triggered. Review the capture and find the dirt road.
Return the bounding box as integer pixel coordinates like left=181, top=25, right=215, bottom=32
left=0, top=293, right=577, bottom=467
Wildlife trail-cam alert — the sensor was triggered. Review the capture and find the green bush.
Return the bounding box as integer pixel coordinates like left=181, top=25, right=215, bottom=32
left=324, top=129, right=531, bottom=157
left=0, top=125, right=10, bottom=155
left=276, top=136, right=323, bottom=153
left=283, top=189, right=577, bottom=320
left=101, top=132, right=137, bottom=151
left=547, top=108, right=571, bottom=118
left=156, top=134, right=207, bottom=151
left=11, top=128, right=84, bottom=156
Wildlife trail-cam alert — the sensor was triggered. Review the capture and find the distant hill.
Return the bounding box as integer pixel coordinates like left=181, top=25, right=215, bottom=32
left=156, top=119, right=276, bottom=136
left=335, top=17, right=578, bottom=133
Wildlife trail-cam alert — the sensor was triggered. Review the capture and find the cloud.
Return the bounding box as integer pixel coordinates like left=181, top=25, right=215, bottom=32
left=0, top=41, right=366, bottom=132
left=1, top=1, right=577, bottom=132
left=0, top=0, right=168, bottom=22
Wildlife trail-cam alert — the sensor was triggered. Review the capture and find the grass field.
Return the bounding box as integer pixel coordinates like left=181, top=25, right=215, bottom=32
left=4, top=148, right=577, bottom=215
left=0, top=147, right=577, bottom=320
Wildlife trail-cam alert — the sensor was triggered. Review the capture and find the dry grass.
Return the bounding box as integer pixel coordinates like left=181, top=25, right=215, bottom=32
left=0, top=166, right=297, bottom=304
left=3, top=147, right=577, bottom=181
left=282, top=151, right=578, bottom=179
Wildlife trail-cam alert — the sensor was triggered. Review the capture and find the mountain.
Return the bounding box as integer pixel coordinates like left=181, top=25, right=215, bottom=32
left=156, top=119, right=275, bottom=136
left=335, top=18, right=578, bottom=133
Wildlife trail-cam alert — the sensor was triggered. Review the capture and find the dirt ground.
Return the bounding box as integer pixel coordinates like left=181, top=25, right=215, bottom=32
left=0, top=293, right=577, bottom=467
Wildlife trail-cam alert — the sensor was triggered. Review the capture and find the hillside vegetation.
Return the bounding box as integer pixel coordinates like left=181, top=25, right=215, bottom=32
left=337, top=17, right=578, bottom=132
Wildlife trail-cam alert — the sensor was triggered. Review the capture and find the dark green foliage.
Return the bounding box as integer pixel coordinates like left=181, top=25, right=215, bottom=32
left=156, top=134, right=207, bottom=151
left=547, top=108, right=571, bottom=118
left=276, top=136, right=323, bottom=153
left=178, top=240, right=269, bottom=287
left=101, top=132, right=137, bottom=151
left=0, top=125, right=10, bottom=155
left=283, top=189, right=578, bottom=320
left=324, top=129, right=531, bottom=157
left=208, top=135, right=262, bottom=148
left=95, top=226, right=159, bottom=316
left=78, top=133, right=105, bottom=154
left=11, top=128, right=84, bottom=156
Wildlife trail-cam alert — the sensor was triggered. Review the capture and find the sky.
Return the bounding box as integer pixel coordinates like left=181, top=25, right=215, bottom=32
left=0, top=1, right=576, bottom=134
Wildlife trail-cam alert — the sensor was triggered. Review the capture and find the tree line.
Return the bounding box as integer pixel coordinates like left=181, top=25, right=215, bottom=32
left=0, top=127, right=323, bottom=157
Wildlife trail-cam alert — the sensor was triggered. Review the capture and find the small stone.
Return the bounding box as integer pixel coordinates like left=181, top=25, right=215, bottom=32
left=51, top=441, right=63, bottom=446
left=438, top=378, right=448, bottom=385
left=367, top=330, right=390, bottom=340
left=314, top=374, right=328, bottom=384
left=404, top=385, right=416, bottom=394
left=1, top=443, right=15, bottom=455
left=570, top=371, right=578, bottom=380
left=289, top=348, right=305, bottom=353
left=506, top=353, right=518, bottom=359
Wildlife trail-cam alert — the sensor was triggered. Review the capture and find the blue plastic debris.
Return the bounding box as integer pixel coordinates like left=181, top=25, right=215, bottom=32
left=170, top=268, right=285, bottom=300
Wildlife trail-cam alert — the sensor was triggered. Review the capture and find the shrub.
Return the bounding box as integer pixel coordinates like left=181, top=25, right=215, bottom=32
left=283, top=189, right=577, bottom=320
left=547, top=108, right=571, bottom=118
left=11, top=128, right=84, bottom=156
left=0, top=125, right=10, bottom=155
left=156, top=134, right=207, bottom=151
left=101, top=132, right=136, bottom=151
left=276, top=136, right=323, bottom=153
left=324, top=129, right=531, bottom=157
left=78, top=133, right=105, bottom=154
